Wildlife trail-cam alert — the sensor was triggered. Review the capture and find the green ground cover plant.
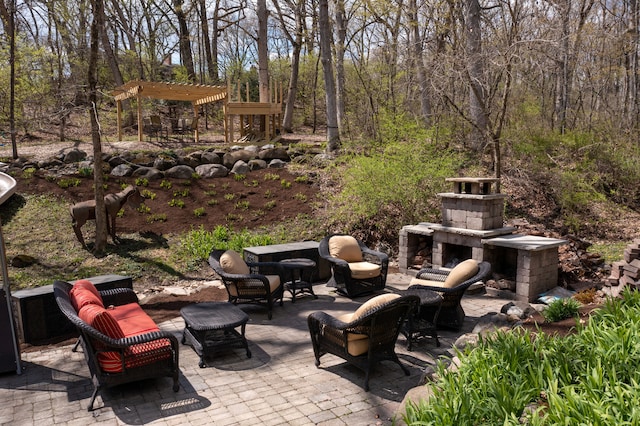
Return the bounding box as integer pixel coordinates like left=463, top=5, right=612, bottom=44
left=542, top=297, right=581, bottom=322
left=403, top=288, right=640, bottom=425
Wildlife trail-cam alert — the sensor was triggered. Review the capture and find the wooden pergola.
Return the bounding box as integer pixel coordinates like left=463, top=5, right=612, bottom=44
left=112, top=80, right=227, bottom=143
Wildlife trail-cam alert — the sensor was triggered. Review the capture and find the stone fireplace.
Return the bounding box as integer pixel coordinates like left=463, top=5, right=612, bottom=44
left=399, top=177, right=567, bottom=302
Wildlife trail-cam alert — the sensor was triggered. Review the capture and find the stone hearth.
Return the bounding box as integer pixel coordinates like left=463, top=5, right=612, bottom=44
left=399, top=177, right=567, bottom=302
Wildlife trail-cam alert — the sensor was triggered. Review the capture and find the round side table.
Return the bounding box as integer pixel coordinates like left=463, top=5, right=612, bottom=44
left=279, top=258, right=317, bottom=303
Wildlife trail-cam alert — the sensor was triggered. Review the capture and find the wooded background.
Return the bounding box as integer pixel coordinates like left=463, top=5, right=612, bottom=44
left=0, top=0, right=639, bottom=151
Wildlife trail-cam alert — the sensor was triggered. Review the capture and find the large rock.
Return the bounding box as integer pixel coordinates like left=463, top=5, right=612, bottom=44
left=267, top=159, right=286, bottom=169
left=230, top=160, right=250, bottom=175
left=110, top=164, right=134, bottom=177
left=165, top=165, right=195, bottom=179
left=201, top=151, right=221, bottom=164
left=222, top=150, right=255, bottom=168
left=154, top=156, right=177, bottom=171
left=178, top=155, right=200, bottom=168
left=195, top=164, right=228, bottom=178
left=259, top=147, right=290, bottom=161
left=61, top=148, right=87, bottom=163
left=248, top=159, right=267, bottom=171
left=131, top=166, right=163, bottom=180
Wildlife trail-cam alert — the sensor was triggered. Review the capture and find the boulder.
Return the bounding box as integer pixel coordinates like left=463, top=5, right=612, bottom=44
left=154, top=156, right=177, bottom=171
left=131, top=167, right=163, bottom=180
left=231, top=160, right=250, bottom=175
left=165, top=165, right=195, bottom=179
left=267, top=159, right=286, bottom=169
left=259, top=147, right=290, bottom=161
left=111, top=164, right=134, bottom=177
left=248, top=159, right=267, bottom=171
left=201, top=152, right=221, bottom=164
left=195, top=164, right=228, bottom=178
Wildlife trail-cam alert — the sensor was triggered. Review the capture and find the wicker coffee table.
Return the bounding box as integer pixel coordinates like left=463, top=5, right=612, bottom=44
left=402, top=287, right=443, bottom=351
left=180, top=302, right=251, bottom=368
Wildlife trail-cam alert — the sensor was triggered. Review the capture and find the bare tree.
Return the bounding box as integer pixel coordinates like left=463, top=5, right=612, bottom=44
left=88, top=0, right=107, bottom=253
left=318, top=0, right=340, bottom=151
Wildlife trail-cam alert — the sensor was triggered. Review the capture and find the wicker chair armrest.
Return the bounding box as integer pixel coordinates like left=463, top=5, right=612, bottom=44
left=415, top=268, right=448, bottom=282
left=100, top=288, right=139, bottom=306
left=408, top=283, right=465, bottom=294
left=246, top=261, right=284, bottom=272
left=360, top=247, right=389, bottom=264
left=307, top=311, right=351, bottom=330
left=323, top=256, right=349, bottom=268
left=82, top=323, right=178, bottom=349
left=220, top=272, right=271, bottom=283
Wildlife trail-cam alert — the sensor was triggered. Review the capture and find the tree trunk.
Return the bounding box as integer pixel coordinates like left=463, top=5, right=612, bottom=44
left=465, top=0, right=488, bottom=150
left=89, top=0, right=107, bottom=254
left=257, top=0, right=270, bottom=103
left=0, top=0, right=18, bottom=158
left=174, top=0, right=196, bottom=82
left=334, top=0, right=347, bottom=134
left=318, top=0, right=340, bottom=151
left=198, top=0, right=217, bottom=82
left=409, top=0, right=431, bottom=125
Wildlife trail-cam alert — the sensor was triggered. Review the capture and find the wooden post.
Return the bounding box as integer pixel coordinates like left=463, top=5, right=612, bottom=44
left=116, top=100, right=122, bottom=141
left=136, top=94, right=143, bottom=142
left=193, top=104, right=199, bottom=143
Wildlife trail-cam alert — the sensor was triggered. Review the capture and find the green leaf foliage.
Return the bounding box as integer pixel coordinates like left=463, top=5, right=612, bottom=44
left=403, top=288, right=640, bottom=425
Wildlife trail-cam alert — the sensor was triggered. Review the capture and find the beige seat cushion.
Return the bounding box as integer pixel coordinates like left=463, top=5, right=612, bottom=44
left=443, top=259, right=479, bottom=288
left=328, top=235, right=363, bottom=262
left=220, top=250, right=250, bottom=275
left=409, top=259, right=479, bottom=289
left=409, top=277, right=446, bottom=288
left=338, top=293, right=400, bottom=356
left=228, top=274, right=281, bottom=297
left=348, top=261, right=382, bottom=280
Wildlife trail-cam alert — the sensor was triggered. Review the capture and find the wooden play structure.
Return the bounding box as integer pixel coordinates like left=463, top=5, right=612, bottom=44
left=223, top=80, right=284, bottom=143
left=112, top=79, right=284, bottom=144
left=112, top=80, right=227, bottom=143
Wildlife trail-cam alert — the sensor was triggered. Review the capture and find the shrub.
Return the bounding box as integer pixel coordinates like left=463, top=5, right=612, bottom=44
left=141, top=189, right=156, bottom=200
left=264, top=173, right=280, bottom=181
left=169, top=198, right=185, bottom=208
left=542, top=297, right=581, bottom=322
left=193, top=207, right=206, bottom=217
left=234, top=174, right=246, bottom=181
left=281, top=179, right=292, bottom=189
left=160, top=180, right=172, bottom=189
left=403, top=288, right=640, bottom=424
left=57, top=178, right=81, bottom=188
left=136, top=204, right=151, bottom=214
left=22, top=167, right=36, bottom=179
left=135, top=177, right=149, bottom=187
left=177, top=225, right=278, bottom=261
left=146, top=213, right=167, bottom=223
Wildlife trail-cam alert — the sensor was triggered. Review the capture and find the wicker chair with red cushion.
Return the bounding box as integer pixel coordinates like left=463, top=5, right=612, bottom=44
left=53, top=280, right=180, bottom=411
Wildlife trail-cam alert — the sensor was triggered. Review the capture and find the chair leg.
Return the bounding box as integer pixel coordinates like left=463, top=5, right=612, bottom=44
left=87, top=385, right=100, bottom=411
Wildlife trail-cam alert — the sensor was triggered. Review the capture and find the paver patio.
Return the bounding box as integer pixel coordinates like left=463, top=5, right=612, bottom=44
left=0, top=273, right=511, bottom=425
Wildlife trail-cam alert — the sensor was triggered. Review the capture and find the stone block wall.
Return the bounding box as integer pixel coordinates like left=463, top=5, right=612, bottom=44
left=440, top=195, right=506, bottom=230
left=515, top=248, right=559, bottom=302
left=606, top=240, right=640, bottom=288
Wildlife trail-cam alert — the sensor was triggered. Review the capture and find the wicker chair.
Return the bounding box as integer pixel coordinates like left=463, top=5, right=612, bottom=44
left=208, top=249, right=285, bottom=319
left=408, top=260, right=491, bottom=330
left=318, top=234, right=389, bottom=298
left=308, top=294, right=419, bottom=391
left=53, top=280, right=180, bottom=411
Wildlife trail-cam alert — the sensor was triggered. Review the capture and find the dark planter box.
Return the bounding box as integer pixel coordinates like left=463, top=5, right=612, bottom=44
left=12, top=274, right=132, bottom=345
left=243, top=241, right=331, bottom=282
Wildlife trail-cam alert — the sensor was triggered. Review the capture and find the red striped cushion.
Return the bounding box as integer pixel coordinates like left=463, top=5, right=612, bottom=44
left=69, top=280, right=104, bottom=311
left=109, top=303, right=160, bottom=337
left=78, top=304, right=125, bottom=372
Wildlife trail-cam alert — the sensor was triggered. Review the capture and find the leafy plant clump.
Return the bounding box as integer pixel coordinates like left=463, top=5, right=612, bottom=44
left=542, top=297, right=581, bottom=322
left=404, top=288, right=640, bottom=424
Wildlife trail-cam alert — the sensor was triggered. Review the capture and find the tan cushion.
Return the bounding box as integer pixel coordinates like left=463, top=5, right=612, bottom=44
left=409, top=278, right=446, bottom=288
left=228, top=274, right=280, bottom=297
left=336, top=315, right=369, bottom=356
left=328, top=235, right=363, bottom=263
left=348, top=262, right=381, bottom=279
left=443, top=259, right=479, bottom=288
left=351, top=293, right=400, bottom=323
left=220, top=250, right=250, bottom=275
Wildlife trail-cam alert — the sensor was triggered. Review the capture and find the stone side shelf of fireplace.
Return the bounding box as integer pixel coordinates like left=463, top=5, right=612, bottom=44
left=482, top=234, right=567, bottom=302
